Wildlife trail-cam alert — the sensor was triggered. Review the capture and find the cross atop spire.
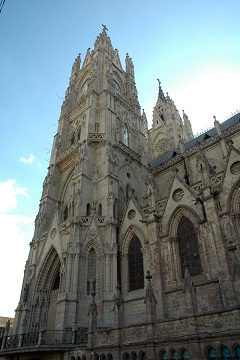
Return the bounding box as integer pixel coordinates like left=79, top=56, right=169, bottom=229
left=102, top=24, right=108, bottom=32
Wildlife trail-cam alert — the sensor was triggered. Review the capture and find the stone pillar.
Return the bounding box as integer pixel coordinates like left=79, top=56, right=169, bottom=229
left=144, top=271, right=157, bottom=360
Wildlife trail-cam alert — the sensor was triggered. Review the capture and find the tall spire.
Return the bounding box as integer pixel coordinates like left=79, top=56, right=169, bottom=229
left=157, top=79, right=166, bottom=102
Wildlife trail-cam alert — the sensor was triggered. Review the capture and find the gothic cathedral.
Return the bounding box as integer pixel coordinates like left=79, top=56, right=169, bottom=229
left=1, top=28, right=240, bottom=360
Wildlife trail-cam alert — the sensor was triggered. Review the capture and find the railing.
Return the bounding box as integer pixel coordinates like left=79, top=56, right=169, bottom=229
left=6, top=334, right=20, bottom=348
left=1, top=329, right=88, bottom=350
left=44, top=330, right=72, bottom=344
left=22, top=332, right=38, bottom=346
left=118, top=141, right=141, bottom=163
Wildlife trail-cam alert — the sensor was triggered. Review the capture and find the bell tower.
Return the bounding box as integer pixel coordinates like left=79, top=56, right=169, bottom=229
left=14, top=27, right=150, bottom=334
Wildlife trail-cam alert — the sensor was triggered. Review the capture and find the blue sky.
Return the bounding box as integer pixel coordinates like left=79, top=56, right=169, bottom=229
left=0, top=0, right=239, bottom=317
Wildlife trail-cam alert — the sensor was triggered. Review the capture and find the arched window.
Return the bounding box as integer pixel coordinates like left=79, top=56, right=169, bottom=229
left=107, top=354, right=113, bottom=360
left=161, top=351, right=168, bottom=360
left=160, top=351, right=167, bottom=360
left=131, top=352, right=137, bottom=360
left=123, top=124, right=129, bottom=146
left=87, top=248, right=96, bottom=295
left=139, top=352, right=147, bottom=360
left=221, top=346, right=231, bottom=359
left=100, top=355, right=106, bottom=360
left=71, top=133, right=75, bottom=145
left=129, top=235, right=144, bottom=291
left=123, top=354, right=130, bottom=360
left=86, top=203, right=91, bottom=216
left=172, top=350, right=178, bottom=360
left=77, top=129, right=81, bottom=141
left=98, top=203, right=102, bottom=216
left=63, top=206, right=68, bottom=221
left=182, top=350, right=190, bottom=359
left=235, top=346, right=240, bottom=357
left=177, top=217, right=202, bottom=277
left=208, top=347, right=217, bottom=359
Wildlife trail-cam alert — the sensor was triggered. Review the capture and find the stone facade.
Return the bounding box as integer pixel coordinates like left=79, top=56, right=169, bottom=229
left=1, top=28, right=240, bottom=360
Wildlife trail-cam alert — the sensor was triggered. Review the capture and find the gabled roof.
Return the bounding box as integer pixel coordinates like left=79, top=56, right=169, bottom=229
left=151, top=112, right=240, bottom=168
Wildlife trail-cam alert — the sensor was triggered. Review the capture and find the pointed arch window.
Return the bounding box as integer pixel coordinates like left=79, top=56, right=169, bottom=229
left=98, top=203, right=102, bottom=216
left=235, top=346, right=240, bottom=357
left=208, top=347, right=217, bottom=359
left=87, top=248, right=96, bottom=295
left=128, top=235, right=144, bottom=291
left=161, top=351, right=168, bottom=360
left=71, top=133, right=75, bottom=145
left=177, top=217, right=202, bottom=277
left=86, top=203, right=91, bottom=216
left=221, top=347, right=231, bottom=359
left=123, top=124, right=129, bottom=146
left=63, top=206, right=68, bottom=221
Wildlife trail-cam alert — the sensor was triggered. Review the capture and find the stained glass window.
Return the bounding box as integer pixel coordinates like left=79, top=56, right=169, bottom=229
left=182, top=351, right=190, bottom=359
left=221, top=347, right=231, bottom=359
left=208, top=347, right=217, bottom=358
left=236, top=346, right=240, bottom=356
left=172, top=350, right=178, bottom=359
left=162, top=352, right=168, bottom=360
left=177, top=217, right=202, bottom=277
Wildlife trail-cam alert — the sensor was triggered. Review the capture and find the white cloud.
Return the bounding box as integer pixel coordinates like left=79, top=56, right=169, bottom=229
left=0, top=180, right=34, bottom=317
left=0, top=179, right=29, bottom=213
left=172, top=67, right=240, bottom=135
left=20, top=153, right=36, bottom=164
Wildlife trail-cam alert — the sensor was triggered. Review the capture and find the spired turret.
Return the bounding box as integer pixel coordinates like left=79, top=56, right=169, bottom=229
left=149, top=80, right=193, bottom=160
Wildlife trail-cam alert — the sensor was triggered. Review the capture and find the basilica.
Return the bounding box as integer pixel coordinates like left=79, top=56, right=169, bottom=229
left=1, top=28, right=240, bottom=360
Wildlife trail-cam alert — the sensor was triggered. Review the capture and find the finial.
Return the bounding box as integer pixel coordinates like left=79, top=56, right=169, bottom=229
left=102, top=24, right=108, bottom=32
left=157, top=79, right=165, bottom=101
left=213, top=115, right=217, bottom=122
